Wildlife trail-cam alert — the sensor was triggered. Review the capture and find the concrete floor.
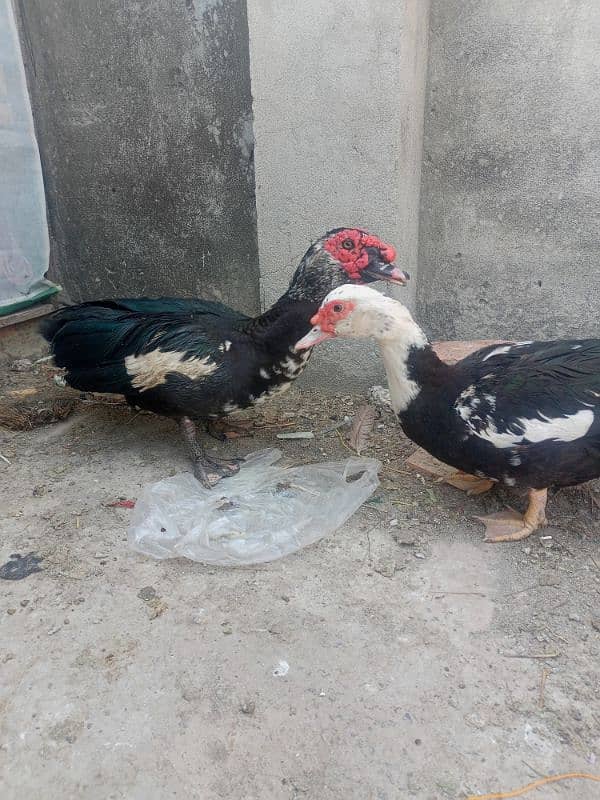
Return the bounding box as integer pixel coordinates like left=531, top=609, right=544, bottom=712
left=1, top=376, right=600, bottom=799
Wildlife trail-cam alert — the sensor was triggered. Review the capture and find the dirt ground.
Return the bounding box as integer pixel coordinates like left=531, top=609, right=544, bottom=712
left=1, top=352, right=600, bottom=800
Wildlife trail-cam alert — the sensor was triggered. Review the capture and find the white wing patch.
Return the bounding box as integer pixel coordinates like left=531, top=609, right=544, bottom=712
left=470, top=409, right=594, bottom=449
left=125, top=349, right=217, bottom=392
left=482, top=345, right=511, bottom=361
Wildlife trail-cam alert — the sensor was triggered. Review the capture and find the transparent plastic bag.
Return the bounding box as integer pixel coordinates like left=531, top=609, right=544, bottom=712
left=128, top=449, right=380, bottom=565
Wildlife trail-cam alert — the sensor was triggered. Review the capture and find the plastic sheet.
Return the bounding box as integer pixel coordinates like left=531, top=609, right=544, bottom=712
left=128, top=449, right=380, bottom=566
left=0, top=0, right=56, bottom=314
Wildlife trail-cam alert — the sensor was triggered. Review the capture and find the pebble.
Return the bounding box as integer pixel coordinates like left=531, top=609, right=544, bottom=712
left=591, top=619, right=600, bottom=632
left=569, top=613, right=581, bottom=623
left=6, top=608, right=16, bottom=615
left=137, top=586, right=157, bottom=601
left=10, top=358, right=32, bottom=372
left=272, top=660, right=289, bottom=677
left=240, top=700, right=256, bottom=715
left=414, top=552, right=426, bottom=559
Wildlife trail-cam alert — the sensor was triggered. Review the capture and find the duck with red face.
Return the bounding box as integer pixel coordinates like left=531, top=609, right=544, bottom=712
left=42, top=228, right=408, bottom=487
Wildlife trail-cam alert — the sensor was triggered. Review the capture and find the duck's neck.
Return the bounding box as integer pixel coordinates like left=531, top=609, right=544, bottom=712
left=374, top=309, right=446, bottom=414
left=244, top=246, right=343, bottom=345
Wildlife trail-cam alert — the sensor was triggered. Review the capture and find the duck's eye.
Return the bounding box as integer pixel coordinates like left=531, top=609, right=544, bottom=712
left=333, top=303, right=343, bottom=313
left=341, top=238, right=354, bottom=250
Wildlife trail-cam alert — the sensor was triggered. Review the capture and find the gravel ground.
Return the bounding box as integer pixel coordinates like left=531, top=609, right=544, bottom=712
left=1, top=355, right=600, bottom=800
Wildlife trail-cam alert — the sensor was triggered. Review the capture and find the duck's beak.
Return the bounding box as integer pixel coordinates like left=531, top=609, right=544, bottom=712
left=295, top=325, right=332, bottom=351
left=363, top=262, right=410, bottom=285
left=360, top=247, right=410, bottom=285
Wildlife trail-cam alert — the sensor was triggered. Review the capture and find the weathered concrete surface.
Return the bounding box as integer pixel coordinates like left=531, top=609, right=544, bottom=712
left=15, top=0, right=260, bottom=314
left=418, top=1, right=600, bottom=341
left=247, top=0, right=429, bottom=388
left=1, top=378, right=599, bottom=799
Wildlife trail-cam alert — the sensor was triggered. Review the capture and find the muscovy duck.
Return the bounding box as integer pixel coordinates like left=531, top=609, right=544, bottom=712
left=42, top=229, right=408, bottom=487
left=296, top=285, right=600, bottom=542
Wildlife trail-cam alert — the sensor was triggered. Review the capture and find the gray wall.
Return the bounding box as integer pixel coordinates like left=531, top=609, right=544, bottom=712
left=247, top=0, right=429, bottom=387
left=418, top=0, right=600, bottom=342
left=13, top=0, right=600, bottom=386
left=15, top=0, right=260, bottom=314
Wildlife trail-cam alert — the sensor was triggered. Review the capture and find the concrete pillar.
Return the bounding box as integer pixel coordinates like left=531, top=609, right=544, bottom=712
left=247, top=0, right=429, bottom=387
left=15, top=0, right=260, bottom=314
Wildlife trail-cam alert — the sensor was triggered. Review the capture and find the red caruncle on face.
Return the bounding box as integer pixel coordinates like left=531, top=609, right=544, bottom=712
left=323, top=229, right=397, bottom=281
left=310, top=299, right=356, bottom=333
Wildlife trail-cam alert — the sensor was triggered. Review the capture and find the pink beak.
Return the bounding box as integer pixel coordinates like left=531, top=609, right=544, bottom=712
left=295, top=325, right=333, bottom=350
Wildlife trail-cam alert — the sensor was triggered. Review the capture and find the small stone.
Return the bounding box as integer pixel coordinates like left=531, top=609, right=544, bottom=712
left=240, top=700, right=256, bottom=715
left=414, top=552, right=426, bottom=559
left=280, top=594, right=290, bottom=603
left=591, top=619, right=600, bottom=632
left=6, top=608, right=16, bottom=615
left=373, top=558, right=397, bottom=578
left=32, top=485, right=47, bottom=497
left=20, top=599, right=29, bottom=607
left=524, top=547, right=531, bottom=555
left=137, top=586, right=157, bottom=601
left=569, top=613, right=581, bottom=623
left=10, top=358, right=32, bottom=372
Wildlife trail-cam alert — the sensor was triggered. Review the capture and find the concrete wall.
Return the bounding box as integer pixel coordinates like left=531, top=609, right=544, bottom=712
left=247, top=0, right=429, bottom=387
left=418, top=0, right=600, bottom=342
left=14, top=0, right=260, bottom=314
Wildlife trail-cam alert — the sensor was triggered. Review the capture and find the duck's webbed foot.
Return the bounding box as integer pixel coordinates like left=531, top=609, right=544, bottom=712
left=475, top=488, right=548, bottom=543
left=180, top=417, right=242, bottom=489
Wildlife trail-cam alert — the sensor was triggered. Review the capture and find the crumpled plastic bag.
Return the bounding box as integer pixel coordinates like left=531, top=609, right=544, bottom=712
left=128, top=449, right=380, bottom=566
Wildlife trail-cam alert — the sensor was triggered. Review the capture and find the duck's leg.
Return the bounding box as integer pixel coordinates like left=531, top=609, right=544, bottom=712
left=179, top=417, right=241, bottom=488
left=475, top=488, right=548, bottom=543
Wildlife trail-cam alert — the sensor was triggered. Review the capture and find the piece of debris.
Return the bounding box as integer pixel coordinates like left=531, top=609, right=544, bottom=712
left=373, top=558, right=397, bottom=578
left=276, top=431, right=314, bottom=439
left=10, top=358, right=33, bottom=372
left=348, top=403, right=376, bottom=455
left=591, top=619, right=600, bottom=633
left=272, top=660, right=289, bottom=677
left=0, top=552, right=43, bottom=581
left=368, top=385, right=392, bottom=410
left=53, top=374, right=67, bottom=388
left=137, top=585, right=167, bottom=619
left=6, top=387, right=38, bottom=399
left=32, top=485, right=47, bottom=497
left=240, top=700, right=256, bottom=715
left=392, top=530, right=417, bottom=546
left=108, top=499, right=136, bottom=508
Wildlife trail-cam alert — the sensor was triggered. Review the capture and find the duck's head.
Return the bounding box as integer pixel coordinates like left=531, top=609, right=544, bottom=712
left=295, top=284, right=416, bottom=349
left=286, top=228, right=410, bottom=301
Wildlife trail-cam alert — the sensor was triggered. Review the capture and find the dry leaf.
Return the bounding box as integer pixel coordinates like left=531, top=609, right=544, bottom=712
left=348, top=403, right=376, bottom=455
